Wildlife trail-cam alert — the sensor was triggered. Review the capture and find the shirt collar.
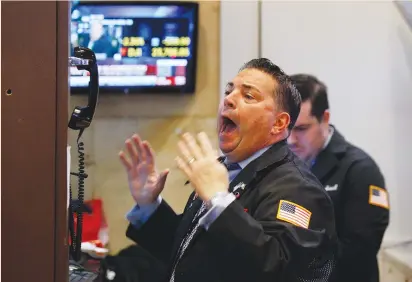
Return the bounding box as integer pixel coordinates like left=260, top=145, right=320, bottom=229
left=323, top=125, right=334, bottom=149
left=310, top=126, right=334, bottom=167
left=225, top=145, right=271, bottom=169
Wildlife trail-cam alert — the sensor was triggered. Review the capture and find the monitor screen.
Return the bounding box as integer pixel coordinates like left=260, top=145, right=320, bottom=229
left=70, top=1, right=199, bottom=94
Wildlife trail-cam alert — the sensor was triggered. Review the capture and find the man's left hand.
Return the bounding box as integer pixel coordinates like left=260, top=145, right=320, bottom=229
left=176, top=132, right=229, bottom=201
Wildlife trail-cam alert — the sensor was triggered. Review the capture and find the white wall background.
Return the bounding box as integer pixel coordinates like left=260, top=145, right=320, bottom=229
left=220, top=1, right=260, bottom=95
left=221, top=1, right=412, bottom=244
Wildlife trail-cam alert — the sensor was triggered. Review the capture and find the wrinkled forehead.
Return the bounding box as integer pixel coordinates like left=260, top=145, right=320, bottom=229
left=229, top=68, right=278, bottom=97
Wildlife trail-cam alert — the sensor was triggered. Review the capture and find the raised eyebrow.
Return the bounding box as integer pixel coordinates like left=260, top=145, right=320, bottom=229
left=241, top=83, right=260, bottom=92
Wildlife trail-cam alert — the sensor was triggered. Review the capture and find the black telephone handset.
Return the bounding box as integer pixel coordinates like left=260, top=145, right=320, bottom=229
left=68, top=47, right=99, bottom=263
left=68, top=46, right=99, bottom=132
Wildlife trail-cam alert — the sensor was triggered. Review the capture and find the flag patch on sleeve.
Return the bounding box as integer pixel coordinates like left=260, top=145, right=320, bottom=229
left=276, top=200, right=312, bottom=229
left=369, top=185, right=389, bottom=209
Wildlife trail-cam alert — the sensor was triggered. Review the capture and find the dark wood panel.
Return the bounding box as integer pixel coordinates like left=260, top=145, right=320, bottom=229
left=1, top=2, right=58, bottom=282
left=55, top=1, right=70, bottom=281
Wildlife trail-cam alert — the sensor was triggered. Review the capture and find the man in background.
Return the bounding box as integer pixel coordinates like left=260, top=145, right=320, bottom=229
left=288, top=74, right=390, bottom=282
left=117, top=59, right=337, bottom=282
left=87, top=20, right=118, bottom=58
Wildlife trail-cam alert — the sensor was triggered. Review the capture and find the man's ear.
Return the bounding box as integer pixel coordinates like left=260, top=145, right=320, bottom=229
left=322, top=110, right=330, bottom=124
left=271, top=112, right=290, bottom=135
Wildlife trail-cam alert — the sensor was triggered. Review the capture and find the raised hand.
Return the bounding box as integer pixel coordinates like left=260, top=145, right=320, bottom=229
left=175, top=132, right=229, bottom=201
left=119, top=134, right=169, bottom=205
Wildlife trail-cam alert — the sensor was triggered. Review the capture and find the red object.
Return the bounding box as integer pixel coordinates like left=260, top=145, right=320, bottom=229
left=166, top=76, right=175, bottom=86
left=121, top=47, right=127, bottom=57
left=175, top=66, right=186, bottom=76
left=244, top=208, right=248, bottom=212
left=73, top=199, right=107, bottom=243
left=146, top=64, right=157, bottom=75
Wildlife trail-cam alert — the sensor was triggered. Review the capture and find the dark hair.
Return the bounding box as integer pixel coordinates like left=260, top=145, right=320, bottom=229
left=239, top=58, right=301, bottom=130
left=289, top=74, right=329, bottom=122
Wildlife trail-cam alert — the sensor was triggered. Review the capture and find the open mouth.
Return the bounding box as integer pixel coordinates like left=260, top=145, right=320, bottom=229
left=220, top=116, right=238, bottom=134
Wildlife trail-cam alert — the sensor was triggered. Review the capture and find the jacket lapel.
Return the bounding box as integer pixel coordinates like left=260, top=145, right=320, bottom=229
left=228, top=160, right=258, bottom=193
left=311, top=126, right=348, bottom=182
left=225, top=140, right=290, bottom=195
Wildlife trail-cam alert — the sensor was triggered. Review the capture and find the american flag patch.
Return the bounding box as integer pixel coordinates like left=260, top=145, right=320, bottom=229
left=369, top=185, right=389, bottom=209
left=276, top=200, right=312, bottom=229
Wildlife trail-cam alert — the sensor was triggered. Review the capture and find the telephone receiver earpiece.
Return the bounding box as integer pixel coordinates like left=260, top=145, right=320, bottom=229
left=68, top=46, right=99, bottom=132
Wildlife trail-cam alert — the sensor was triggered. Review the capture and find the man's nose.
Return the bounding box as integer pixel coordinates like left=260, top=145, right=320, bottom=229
left=223, top=92, right=236, bottom=109
left=287, top=131, right=297, bottom=146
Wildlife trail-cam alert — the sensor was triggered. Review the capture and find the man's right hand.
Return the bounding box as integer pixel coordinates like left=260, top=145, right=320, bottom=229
left=119, top=134, right=169, bottom=206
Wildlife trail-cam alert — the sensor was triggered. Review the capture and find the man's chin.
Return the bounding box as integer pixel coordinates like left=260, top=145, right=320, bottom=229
left=291, top=150, right=308, bottom=161
left=219, top=144, right=233, bottom=154
left=291, top=148, right=302, bottom=155
left=218, top=140, right=237, bottom=155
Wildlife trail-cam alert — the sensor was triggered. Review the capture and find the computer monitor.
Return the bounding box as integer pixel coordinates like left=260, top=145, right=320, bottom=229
left=70, top=1, right=199, bottom=94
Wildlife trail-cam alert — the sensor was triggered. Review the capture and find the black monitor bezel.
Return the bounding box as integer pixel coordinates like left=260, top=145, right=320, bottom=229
left=70, top=0, right=199, bottom=95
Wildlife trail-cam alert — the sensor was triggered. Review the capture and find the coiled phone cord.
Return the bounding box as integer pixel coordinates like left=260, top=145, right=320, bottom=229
left=69, top=129, right=86, bottom=262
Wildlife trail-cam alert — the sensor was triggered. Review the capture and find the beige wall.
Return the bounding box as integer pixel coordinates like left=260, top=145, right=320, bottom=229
left=68, top=1, right=220, bottom=253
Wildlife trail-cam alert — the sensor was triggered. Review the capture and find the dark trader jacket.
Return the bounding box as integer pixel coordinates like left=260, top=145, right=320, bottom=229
left=311, top=126, right=390, bottom=282
left=126, top=140, right=337, bottom=282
